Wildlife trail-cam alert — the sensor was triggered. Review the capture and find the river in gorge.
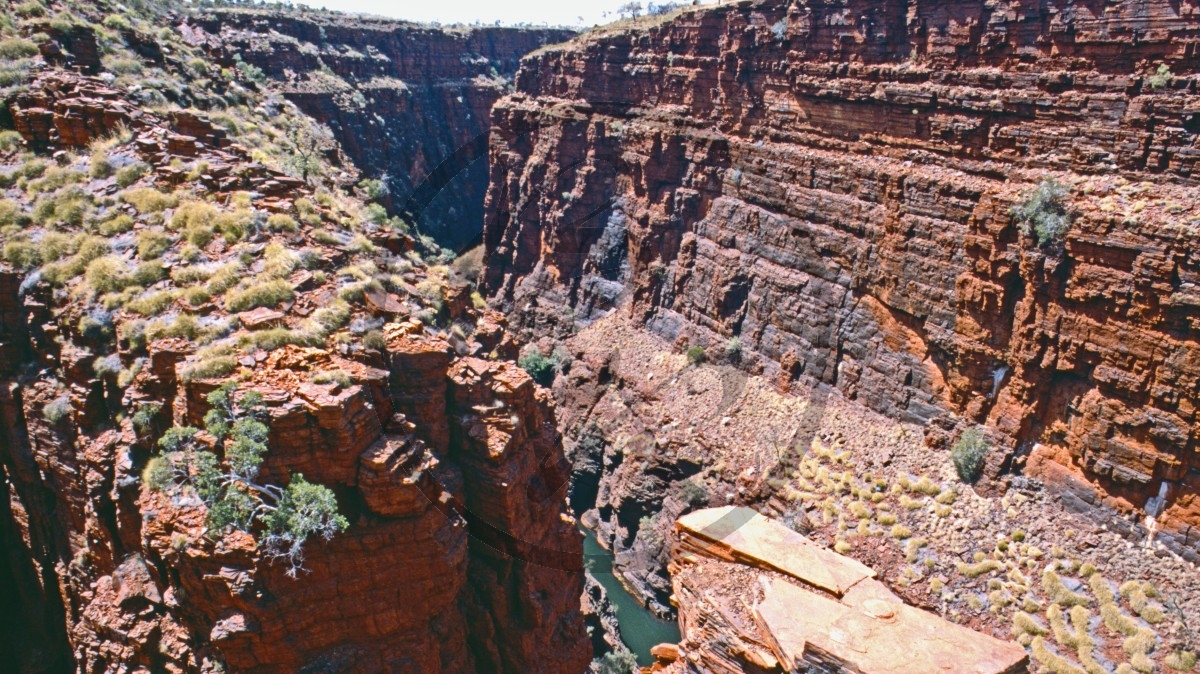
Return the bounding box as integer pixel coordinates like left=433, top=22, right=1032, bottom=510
left=581, top=527, right=681, bottom=666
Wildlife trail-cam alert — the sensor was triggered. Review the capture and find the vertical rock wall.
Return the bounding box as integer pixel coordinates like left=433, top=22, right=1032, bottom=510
left=481, top=0, right=1200, bottom=558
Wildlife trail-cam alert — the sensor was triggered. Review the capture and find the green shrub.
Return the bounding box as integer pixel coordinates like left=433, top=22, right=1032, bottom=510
left=98, top=214, right=134, bottom=236
left=597, top=649, right=638, bottom=674
left=262, top=243, right=299, bottom=278
left=27, top=167, right=84, bottom=194
left=41, top=232, right=76, bottom=262
left=121, top=188, right=177, bottom=214
left=686, top=345, right=707, bottom=365
left=42, top=396, right=71, bottom=424
left=518, top=350, right=558, bottom=386
left=1166, top=651, right=1197, bottom=672
left=32, top=188, right=90, bottom=227
left=311, top=300, right=350, bottom=334
left=114, top=163, right=147, bottom=187
left=224, top=278, right=294, bottom=312
left=147, top=384, right=347, bottom=576
left=0, top=130, right=24, bottom=152
left=93, top=354, right=122, bottom=378
left=132, top=261, right=165, bottom=286
left=951, top=428, right=989, bottom=483
left=131, top=402, right=161, bottom=432
left=346, top=234, right=374, bottom=254
left=3, top=239, right=40, bottom=269
left=40, top=236, right=109, bottom=286
left=1012, top=178, right=1071, bottom=248
left=101, top=13, right=131, bottom=31
left=89, top=149, right=114, bottom=179
left=146, top=314, right=197, bottom=341
left=127, top=290, right=177, bottom=316
left=1148, top=64, right=1173, bottom=89
left=0, top=199, right=24, bottom=227
left=85, top=256, right=132, bottom=294
left=266, top=213, right=298, bottom=232
left=204, top=262, right=243, bottom=295
left=183, top=285, right=211, bottom=306
left=363, top=203, right=388, bottom=225
left=362, top=329, right=386, bottom=351
left=0, top=39, right=39, bottom=60
left=239, top=327, right=320, bottom=352
left=136, top=230, right=172, bottom=259
left=677, top=479, right=708, bottom=508
left=211, top=209, right=254, bottom=242
left=20, top=158, right=48, bottom=180
left=311, top=370, right=351, bottom=387
left=180, top=355, right=236, bottom=382
left=1043, top=568, right=1091, bottom=607
left=13, top=2, right=46, bottom=18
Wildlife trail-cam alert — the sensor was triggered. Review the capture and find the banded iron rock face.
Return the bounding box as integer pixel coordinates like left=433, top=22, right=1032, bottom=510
left=481, top=0, right=1200, bottom=558
left=181, top=11, right=575, bottom=251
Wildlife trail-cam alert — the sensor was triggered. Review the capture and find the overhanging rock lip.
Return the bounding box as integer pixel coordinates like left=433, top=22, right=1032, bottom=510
left=675, top=505, right=875, bottom=596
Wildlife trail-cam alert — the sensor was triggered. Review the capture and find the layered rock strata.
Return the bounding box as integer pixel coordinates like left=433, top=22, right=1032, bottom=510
left=481, top=0, right=1200, bottom=559
left=182, top=11, right=574, bottom=249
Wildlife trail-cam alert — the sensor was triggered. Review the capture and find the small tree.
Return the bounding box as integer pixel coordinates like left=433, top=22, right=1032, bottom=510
left=617, top=2, right=643, bottom=19
left=951, top=428, right=989, bottom=484
left=145, top=383, right=347, bottom=576
left=686, top=345, right=707, bottom=365
left=282, top=117, right=336, bottom=184
left=1011, top=178, right=1072, bottom=249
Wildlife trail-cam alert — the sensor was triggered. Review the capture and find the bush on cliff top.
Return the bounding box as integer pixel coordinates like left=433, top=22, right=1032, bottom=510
left=1012, top=178, right=1072, bottom=249
left=146, top=383, right=347, bottom=576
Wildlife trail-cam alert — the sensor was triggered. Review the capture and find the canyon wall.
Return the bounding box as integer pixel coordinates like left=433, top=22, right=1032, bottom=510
left=182, top=11, right=574, bottom=250
left=0, top=63, right=589, bottom=673
left=482, top=0, right=1200, bottom=562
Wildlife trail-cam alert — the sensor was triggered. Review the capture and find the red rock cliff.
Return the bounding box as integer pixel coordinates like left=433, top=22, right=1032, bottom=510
left=182, top=10, right=574, bottom=250
left=481, top=0, right=1200, bottom=560
left=0, top=48, right=589, bottom=674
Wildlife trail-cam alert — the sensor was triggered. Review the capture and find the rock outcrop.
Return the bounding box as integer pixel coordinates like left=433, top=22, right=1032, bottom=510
left=481, top=0, right=1200, bottom=560
left=182, top=10, right=574, bottom=250
left=663, top=507, right=1030, bottom=674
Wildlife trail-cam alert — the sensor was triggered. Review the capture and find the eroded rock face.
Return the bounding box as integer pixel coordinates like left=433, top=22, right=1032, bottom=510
left=0, top=318, right=590, bottom=673
left=0, top=68, right=588, bottom=674
left=482, top=0, right=1200, bottom=558
left=181, top=11, right=574, bottom=250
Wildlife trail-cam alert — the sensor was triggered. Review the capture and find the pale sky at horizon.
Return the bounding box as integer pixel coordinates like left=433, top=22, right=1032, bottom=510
left=291, top=0, right=715, bottom=27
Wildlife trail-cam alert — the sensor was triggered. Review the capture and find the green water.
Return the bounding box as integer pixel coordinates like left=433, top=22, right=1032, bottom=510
left=581, top=527, right=681, bottom=667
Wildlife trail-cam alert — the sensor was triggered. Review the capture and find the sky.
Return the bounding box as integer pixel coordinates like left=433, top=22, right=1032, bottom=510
left=292, top=0, right=713, bottom=27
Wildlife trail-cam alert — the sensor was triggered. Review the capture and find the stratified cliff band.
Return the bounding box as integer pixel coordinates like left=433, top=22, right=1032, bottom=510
left=482, top=0, right=1200, bottom=561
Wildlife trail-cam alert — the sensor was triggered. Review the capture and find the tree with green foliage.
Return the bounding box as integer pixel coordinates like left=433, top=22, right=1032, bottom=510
left=281, top=116, right=336, bottom=184
left=1011, top=178, right=1072, bottom=250
left=144, top=383, right=347, bottom=576
left=518, top=349, right=558, bottom=386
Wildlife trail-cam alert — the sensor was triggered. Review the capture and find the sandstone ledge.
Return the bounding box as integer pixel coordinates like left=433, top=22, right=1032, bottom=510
left=665, top=507, right=1030, bottom=674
